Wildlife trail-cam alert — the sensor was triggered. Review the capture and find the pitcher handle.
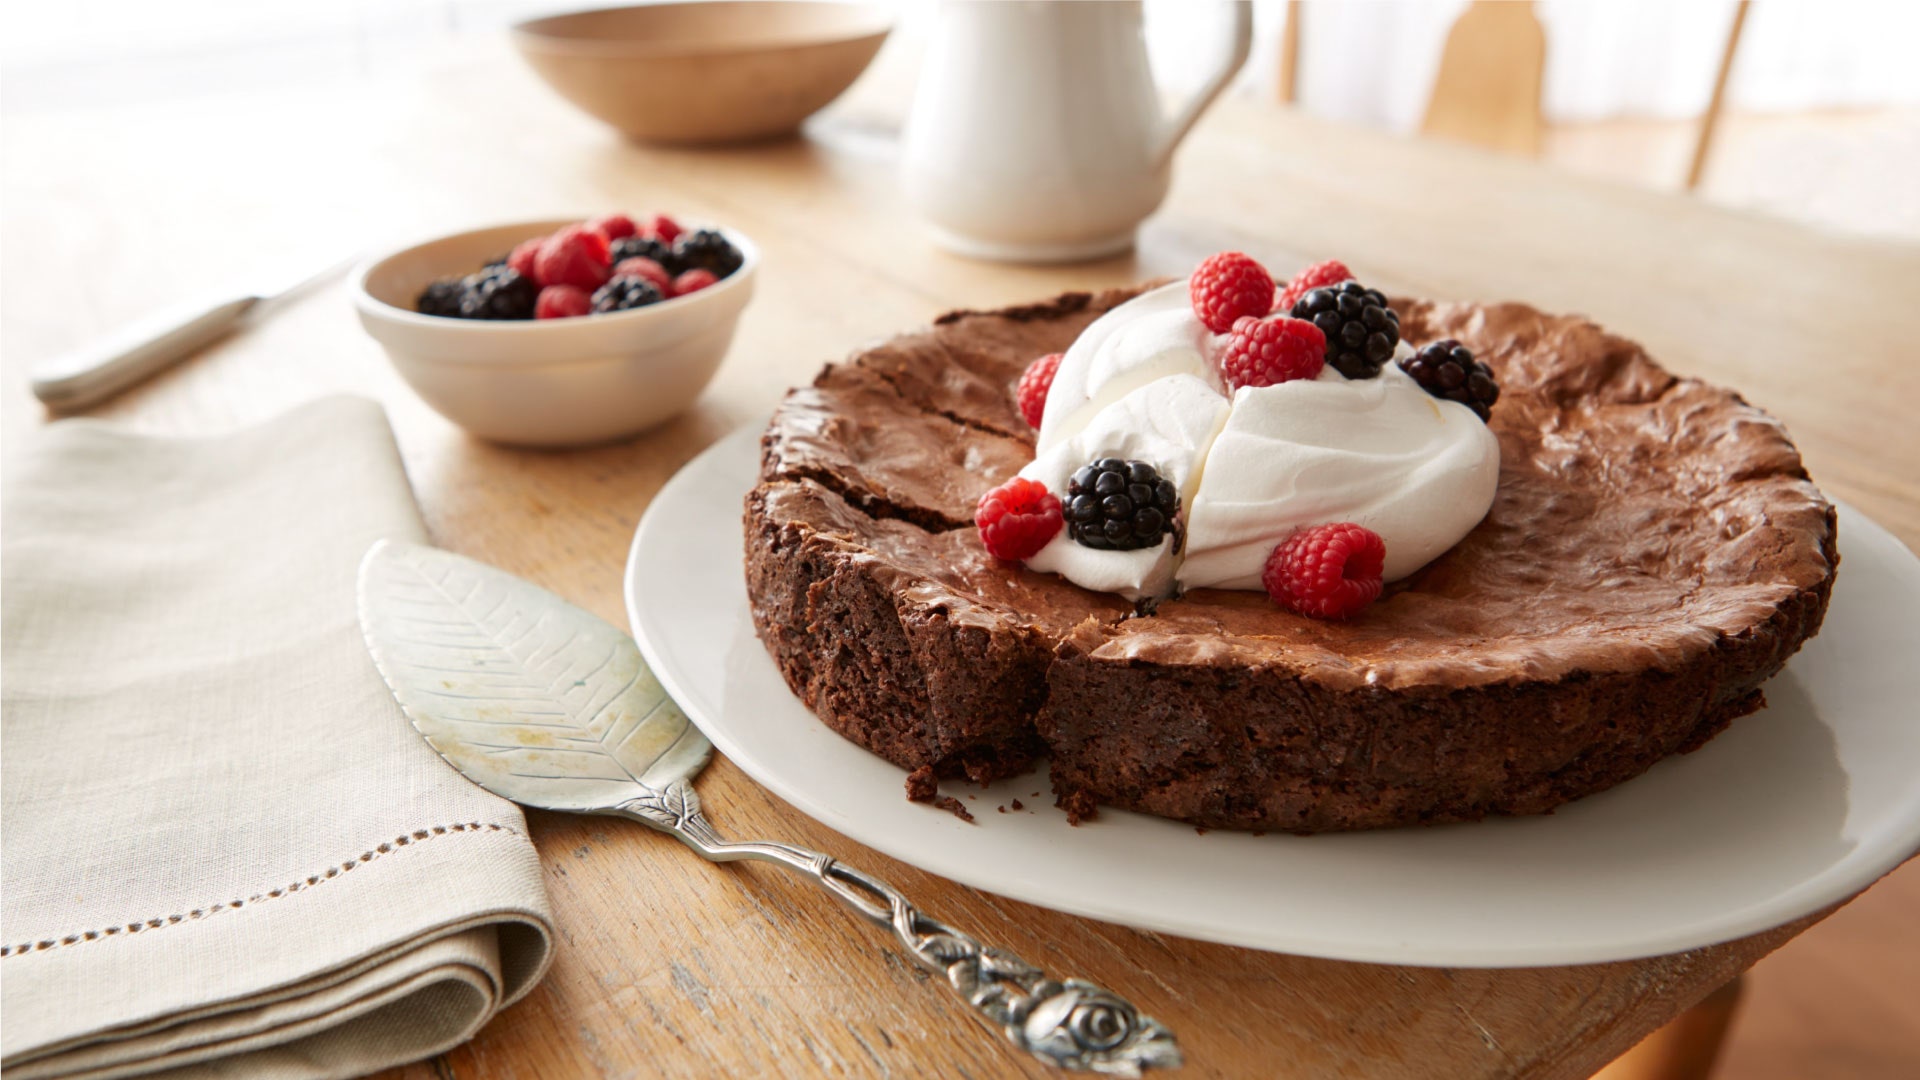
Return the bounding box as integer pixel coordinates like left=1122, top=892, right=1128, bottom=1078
left=1154, top=0, right=1254, bottom=169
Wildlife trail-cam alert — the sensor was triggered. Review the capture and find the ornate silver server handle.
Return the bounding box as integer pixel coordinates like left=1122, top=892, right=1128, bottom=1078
left=615, top=781, right=1182, bottom=1077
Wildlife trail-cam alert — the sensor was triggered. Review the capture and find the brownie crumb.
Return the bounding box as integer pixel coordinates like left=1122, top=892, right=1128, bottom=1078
left=1057, top=788, right=1099, bottom=826
left=932, top=795, right=976, bottom=823
left=1195, top=827, right=1209, bottom=836
left=996, top=805, right=1006, bottom=814
left=1010, top=798, right=1024, bottom=811
left=905, top=765, right=938, bottom=803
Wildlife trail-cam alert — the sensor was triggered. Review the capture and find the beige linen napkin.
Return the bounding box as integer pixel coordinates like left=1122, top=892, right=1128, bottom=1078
left=3, top=397, right=555, bottom=1079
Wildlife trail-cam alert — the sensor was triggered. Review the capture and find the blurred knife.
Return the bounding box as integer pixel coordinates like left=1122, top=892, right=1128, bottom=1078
left=30, top=252, right=354, bottom=412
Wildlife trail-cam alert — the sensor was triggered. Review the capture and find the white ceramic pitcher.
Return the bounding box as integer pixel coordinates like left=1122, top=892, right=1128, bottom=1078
left=901, top=0, right=1252, bottom=263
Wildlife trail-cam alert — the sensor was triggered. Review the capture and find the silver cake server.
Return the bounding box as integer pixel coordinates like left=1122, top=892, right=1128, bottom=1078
left=355, top=539, right=1181, bottom=1077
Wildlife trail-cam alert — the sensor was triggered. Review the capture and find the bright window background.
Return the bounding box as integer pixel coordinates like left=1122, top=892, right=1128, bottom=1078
left=1279, top=0, right=1920, bottom=129
left=5, top=1, right=1917, bottom=239
left=7, top=1, right=1919, bottom=119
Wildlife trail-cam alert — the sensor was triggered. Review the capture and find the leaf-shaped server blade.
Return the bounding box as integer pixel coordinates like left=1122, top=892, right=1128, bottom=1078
left=357, top=539, right=712, bottom=812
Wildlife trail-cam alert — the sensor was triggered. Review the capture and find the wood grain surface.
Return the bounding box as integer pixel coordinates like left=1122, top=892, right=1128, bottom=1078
left=4, top=43, right=1917, bottom=1080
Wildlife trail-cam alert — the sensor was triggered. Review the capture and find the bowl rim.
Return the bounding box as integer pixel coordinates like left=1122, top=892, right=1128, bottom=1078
left=351, top=218, right=759, bottom=339
left=512, top=1, right=893, bottom=59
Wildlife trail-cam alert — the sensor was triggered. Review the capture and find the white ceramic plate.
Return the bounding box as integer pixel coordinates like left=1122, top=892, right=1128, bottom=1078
left=626, top=425, right=1920, bottom=967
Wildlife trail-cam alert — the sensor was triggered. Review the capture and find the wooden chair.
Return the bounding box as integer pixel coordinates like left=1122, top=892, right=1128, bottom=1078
left=1277, top=0, right=1750, bottom=188
left=1687, top=0, right=1751, bottom=189
left=1420, top=0, right=1548, bottom=156
left=1274, top=0, right=1544, bottom=153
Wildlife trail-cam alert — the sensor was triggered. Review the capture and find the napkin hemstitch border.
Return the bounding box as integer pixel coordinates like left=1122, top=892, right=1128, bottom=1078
left=1, top=820, right=526, bottom=958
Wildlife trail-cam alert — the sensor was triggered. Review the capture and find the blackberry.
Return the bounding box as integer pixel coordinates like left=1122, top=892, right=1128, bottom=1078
left=1064, top=458, right=1179, bottom=551
left=591, top=275, right=665, bottom=314
left=611, top=235, right=673, bottom=268
left=416, top=278, right=467, bottom=318
left=457, top=265, right=537, bottom=320
left=1399, top=339, right=1499, bottom=421
left=672, top=228, right=743, bottom=279
left=1290, top=280, right=1399, bottom=379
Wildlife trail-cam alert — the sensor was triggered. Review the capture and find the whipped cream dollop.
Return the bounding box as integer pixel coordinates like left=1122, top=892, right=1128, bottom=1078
left=1037, top=284, right=1222, bottom=451
left=1020, top=374, right=1230, bottom=599
left=1016, top=282, right=1500, bottom=601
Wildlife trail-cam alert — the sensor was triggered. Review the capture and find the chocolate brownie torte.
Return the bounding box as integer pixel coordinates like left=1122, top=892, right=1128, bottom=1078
left=744, top=274, right=1836, bottom=833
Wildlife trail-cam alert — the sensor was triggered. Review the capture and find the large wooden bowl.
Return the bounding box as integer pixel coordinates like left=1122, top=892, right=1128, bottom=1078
left=513, top=2, right=891, bottom=145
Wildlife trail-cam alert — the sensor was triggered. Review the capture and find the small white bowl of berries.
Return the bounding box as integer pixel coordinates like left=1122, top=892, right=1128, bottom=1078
left=352, top=212, right=755, bottom=447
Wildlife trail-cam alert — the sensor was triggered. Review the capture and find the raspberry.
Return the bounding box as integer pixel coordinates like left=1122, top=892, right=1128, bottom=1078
left=976, top=477, right=1062, bottom=561
left=507, top=238, right=545, bottom=284
left=590, top=213, right=638, bottom=241
left=647, top=213, right=683, bottom=244
left=1219, top=316, right=1325, bottom=390
left=535, top=284, right=591, bottom=320
left=1262, top=523, right=1386, bottom=619
left=1016, top=352, right=1064, bottom=428
left=533, top=224, right=611, bottom=292
left=614, top=256, right=672, bottom=294
left=1277, top=259, right=1353, bottom=313
left=671, top=268, right=718, bottom=296
left=1189, top=251, right=1275, bottom=334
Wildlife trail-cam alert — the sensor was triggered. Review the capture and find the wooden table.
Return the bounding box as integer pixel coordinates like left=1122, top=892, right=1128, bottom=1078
left=6, top=44, right=1918, bottom=1080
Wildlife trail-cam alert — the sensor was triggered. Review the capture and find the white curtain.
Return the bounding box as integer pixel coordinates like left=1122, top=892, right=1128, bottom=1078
left=1152, top=0, right=1920, bottom=131
left=7, top=0, right=1919, bottom=123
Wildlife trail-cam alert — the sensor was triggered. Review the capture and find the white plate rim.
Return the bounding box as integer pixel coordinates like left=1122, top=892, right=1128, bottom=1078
left=625, top=424, right=1920, bottom=967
